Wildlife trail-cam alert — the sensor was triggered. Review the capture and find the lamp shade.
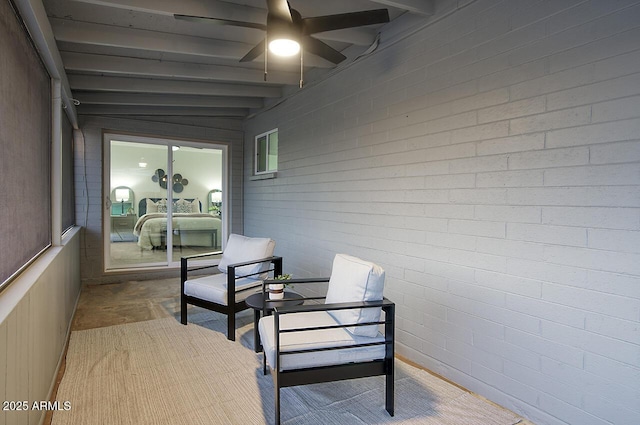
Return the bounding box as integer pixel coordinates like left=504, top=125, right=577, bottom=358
left=115, top=188, right=130, bottom=202
left=210, top=190, right=222, bottom=203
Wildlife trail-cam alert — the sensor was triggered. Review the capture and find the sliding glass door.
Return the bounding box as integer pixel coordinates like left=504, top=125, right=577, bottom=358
left=170, top=145, right=224, bottom=263
left=104, top=134, right=226, bottom=271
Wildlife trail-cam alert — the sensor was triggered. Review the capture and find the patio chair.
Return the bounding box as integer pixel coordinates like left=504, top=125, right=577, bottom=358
left=258, top=254, right=395, bottom=425
left=181, top=233, right=282, bottom=341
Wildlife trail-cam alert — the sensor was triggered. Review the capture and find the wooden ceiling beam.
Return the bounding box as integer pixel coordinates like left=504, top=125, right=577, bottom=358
left=61, top=51, right=301, bottom=85
left=50, top=18, right=252, bottom=61
left=68, top=74, right=283, bottom=98
left=70, top=0, right=266, bottom=22
left=74, top=92, right=264, bottom=109
left=368, top=0, right=434, bottom=16
left=78, top=105, right=249, bottom=117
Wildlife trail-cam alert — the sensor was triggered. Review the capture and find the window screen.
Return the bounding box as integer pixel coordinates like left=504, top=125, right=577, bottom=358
left=0, top=0, right=52, bottom=290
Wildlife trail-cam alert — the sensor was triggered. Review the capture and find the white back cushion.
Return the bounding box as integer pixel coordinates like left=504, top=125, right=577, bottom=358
left=218, top=234, right=275, bottom=279
left=324, top=254, right=385, bottom=337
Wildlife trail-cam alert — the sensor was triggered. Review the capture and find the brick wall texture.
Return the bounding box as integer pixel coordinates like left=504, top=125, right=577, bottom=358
left=243, top=1, right=640, bottom=424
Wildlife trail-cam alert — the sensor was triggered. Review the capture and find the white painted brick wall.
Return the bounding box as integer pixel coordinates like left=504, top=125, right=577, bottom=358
left=243, top=1, right=640, bottom=424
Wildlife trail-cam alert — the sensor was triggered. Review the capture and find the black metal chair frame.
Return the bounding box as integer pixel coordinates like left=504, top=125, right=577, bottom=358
left=181, top=251, right=283, bottom=341
left=260, top=278, right=395, bottom=425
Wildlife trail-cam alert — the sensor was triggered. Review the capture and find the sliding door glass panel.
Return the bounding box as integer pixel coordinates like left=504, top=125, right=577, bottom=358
left=107, top=140, right=169, bottom=269
left=170, top=145, right=224, bottom=263
left=105, top=136, right=227, bottom=271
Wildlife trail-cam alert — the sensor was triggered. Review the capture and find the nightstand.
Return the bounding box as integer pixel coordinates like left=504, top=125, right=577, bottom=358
left=111, top=215, right=136, bottom=241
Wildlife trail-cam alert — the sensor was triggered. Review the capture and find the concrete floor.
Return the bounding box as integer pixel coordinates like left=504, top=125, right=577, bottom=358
left=70, top=277, right=181, bottom=330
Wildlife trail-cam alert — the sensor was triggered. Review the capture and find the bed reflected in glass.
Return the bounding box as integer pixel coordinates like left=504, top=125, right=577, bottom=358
left=106, top=140, right=225, bottom=271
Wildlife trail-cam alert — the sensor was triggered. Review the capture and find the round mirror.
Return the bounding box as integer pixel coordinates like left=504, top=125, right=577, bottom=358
left=208, top=189, right=222, bottom=217
left=111, top=186, right=134, bottom=216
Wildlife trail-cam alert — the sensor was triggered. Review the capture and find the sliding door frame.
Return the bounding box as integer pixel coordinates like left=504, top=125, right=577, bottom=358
left=102, top=131, right=229, bottom=273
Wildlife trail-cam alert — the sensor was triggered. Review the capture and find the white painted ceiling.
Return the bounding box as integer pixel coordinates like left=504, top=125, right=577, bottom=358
left=41, top=0, right=434, bottom=123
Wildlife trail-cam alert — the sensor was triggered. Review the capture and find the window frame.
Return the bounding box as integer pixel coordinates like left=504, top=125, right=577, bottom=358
left=254, top=128, right=278, bottom=175
left=102, top=132, right=229, bottom=272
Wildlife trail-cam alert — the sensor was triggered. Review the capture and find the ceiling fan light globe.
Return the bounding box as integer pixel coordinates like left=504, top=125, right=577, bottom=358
left=269, top=38, right=300, bottom=56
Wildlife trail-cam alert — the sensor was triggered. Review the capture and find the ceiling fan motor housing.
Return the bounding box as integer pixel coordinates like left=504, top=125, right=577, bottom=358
left=267, top=8, right=302, bottom=44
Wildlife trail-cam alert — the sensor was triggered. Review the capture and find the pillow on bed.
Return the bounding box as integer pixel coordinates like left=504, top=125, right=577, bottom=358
left=175, top=198, right=200, bottom=213
left=146, top=198, right=167, bottom=213
left=176, top=203, right=191, bottom=213
left=190, top=198, right=201, bottom=213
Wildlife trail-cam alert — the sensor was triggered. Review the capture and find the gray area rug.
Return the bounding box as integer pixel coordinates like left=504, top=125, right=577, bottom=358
left=52, top=312, right=523, bottom=425
left=110, top=232, right=137, bottom=243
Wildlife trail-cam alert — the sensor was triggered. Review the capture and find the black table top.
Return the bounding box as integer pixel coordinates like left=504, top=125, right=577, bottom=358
left=245, top=291, right=303, bottom=311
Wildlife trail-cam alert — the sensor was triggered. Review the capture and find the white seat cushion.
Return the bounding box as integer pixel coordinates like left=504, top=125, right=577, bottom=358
left=259, top=311, right=386, bottom=371
left=218, top=234, right=276, bottom=279
left=184, top=273, right=261, bottom=305
left=324, top=254, right=385, bottom=337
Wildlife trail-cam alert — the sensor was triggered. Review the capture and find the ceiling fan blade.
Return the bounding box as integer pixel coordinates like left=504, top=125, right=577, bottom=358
left=240, top=39, right=266, bottom=62
left=174, top=14, right=266, bottom=31
left=302, top=9, right=389, bottom=35
left=266, top=0, right=293, bottom=23
left=302, top=36, right=346, bottom=65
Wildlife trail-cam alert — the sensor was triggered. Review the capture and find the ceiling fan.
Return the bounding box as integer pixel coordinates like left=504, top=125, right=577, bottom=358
left=174, top=0, right=390, bottom=67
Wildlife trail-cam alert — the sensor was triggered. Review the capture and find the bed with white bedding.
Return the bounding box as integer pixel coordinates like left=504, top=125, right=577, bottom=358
left=134, top=198, right=222, bottom=250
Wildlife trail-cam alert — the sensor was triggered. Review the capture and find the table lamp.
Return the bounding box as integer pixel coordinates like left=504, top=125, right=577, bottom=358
left=115, top=188, right=130, bottom=215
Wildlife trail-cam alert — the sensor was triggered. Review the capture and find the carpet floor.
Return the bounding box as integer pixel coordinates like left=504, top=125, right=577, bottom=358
left=51, top=311, right=523, bottom=425
left=107, top=241, right=218, bottom=268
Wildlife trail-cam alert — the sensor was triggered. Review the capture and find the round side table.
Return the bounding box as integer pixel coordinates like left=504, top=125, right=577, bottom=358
left=245, top=291, right=303, bottom=352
